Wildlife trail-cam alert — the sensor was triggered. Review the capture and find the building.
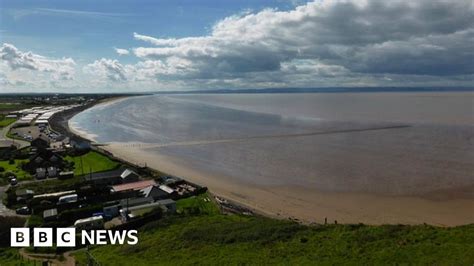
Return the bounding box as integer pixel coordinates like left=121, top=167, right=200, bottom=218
left=120, top=169, right=140, bottom=183
left=111, top=180, right=157, bottom=193
left=47, top=166, right=58, bottom=178
left=31, top=136, right=50, bottom=150
left=36, top=168, right=46, bottom=179
left=43, top=208, right=58, bottom=222
left=120, top=199, right=175, bottom=222
left=33, top=190, right=76, bottom=200
left=140, top=185, right=177, bottom=200
left=26, top=149, right=64, bottom=171
left=156, top=199, right=177, bottom=213
left=84, top=169, right=123, bottom=185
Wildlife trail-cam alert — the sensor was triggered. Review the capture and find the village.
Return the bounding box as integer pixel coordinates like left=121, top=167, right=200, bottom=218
left=0, top=96, right=212, bottom=241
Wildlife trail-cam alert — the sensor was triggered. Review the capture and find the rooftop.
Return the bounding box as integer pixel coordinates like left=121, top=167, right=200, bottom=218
left=111, top=179, right=157, bottom=192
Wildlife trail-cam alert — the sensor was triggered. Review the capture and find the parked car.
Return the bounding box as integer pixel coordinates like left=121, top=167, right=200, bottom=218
left=9, top=178, right=18, bottom=186
left=16, top=206, right=31, bottom=215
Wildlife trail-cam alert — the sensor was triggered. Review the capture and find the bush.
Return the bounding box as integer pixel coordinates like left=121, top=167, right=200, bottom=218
left=27, top=215, right=44, bottom=228
left=0, top=167, right=4, bottom=172
left=4, top=172, right=15, bottom=178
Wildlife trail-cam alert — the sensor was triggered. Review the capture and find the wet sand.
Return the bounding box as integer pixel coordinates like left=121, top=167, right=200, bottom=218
left=101, top=143, right=474, bottom=226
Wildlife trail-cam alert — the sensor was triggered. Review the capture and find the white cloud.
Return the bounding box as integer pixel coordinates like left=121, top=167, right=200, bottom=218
left=0, top=43, right=76, bottom=81
left=3, top=0, right=474, bottom=92
left=114, top=48, right=130, bottom=56
left=129, top=0, right=474, bottom=86
left=83, top=58, right=128, bottom=82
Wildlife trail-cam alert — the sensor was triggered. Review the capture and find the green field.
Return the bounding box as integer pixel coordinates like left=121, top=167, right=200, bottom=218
left=0, top=248, right=34, bottom=266
left=0, top=159, right=31, bottom=181
left=0, top=115, right=16, bottom=128
left=65, top=151, right=120, bottom=176
left=74, top=193, right=474, bottom=265
left=0, top=103, right=35, bottom=112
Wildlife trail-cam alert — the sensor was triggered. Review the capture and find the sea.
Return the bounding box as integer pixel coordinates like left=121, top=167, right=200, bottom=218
left=70, top=92, right=474, bottom=198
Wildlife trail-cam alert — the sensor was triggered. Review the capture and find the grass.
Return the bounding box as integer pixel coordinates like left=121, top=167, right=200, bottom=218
left=65, top=151, right=120, bottom=176
left=0, top=103, right=35, bottom=112
left=0, top=115, right=16, bottom=128
left=0, top=159, right=31, bottom=180
left=12, top=175, right=84, bottom=195
left=0, top=248, right=35, bottom=266
left=0, top=216, right=34, bottom=266
left=73, top=194, right=474, bottom=265
left=176, top=192, right=220, bottom=216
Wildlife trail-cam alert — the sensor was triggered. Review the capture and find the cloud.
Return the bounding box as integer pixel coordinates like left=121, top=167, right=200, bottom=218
left=10, top=8, right=132, bottom=21
left=5, top=0, right=473, bottom=92
left=129, top=0, right=473, bottom=87
left=83, top=58, right=128, bottom=82
left=114, top=48, right=130, bottom=56
left=0, top=43, right=76, bottom=80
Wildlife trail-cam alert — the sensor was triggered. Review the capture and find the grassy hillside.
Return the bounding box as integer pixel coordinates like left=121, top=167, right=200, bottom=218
left=0, top=248, right=34, bottom=266
left=74, top=194, right=474, bottom=265
left=65, top=151, right=120, bottom=176
left=0, top=216, right=34, bottom=266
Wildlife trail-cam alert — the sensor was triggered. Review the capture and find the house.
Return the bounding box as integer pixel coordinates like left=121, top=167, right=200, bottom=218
left=111, top=180, right=157, bottom=193
left=47, top=166, right=57, bottom=178
left=43, top=208, right=58, bottom=222
left=120, top=169, right=140, bottom=183
left=26, top=149, right=64, bottom=171
left=84, top=169, right=123, bottom=185
left=140, top=185, right=177, bottom=200
left=31, top=135, right=50, bottom=150
left=36, top=168, right=46, bottom=179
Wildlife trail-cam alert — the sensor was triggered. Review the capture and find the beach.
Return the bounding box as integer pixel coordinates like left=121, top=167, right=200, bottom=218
left=68, top=92, right=474, bottom=226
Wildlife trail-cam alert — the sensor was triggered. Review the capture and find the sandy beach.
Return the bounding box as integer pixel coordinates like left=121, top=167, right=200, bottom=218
left=67, top=93, right=474, bottom=226
left=93, top=142, right=474, bottom=226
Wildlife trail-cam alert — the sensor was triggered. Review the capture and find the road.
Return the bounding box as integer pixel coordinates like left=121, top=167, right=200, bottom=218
left=0, top=123, right=30, bottom=149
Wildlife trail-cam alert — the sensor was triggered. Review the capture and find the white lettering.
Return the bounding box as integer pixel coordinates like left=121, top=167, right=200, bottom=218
left=96, top=230, right=107, bottom=245
left=127, top=230, right=138, bottom=245
left=81, top=230, right=95, bottom=245
left=108, top=230, right=127, bottom=245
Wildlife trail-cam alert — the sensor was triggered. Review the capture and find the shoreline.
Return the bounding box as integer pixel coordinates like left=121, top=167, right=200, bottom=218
left=63, top=96, right=474, bottom=227
left=101, top=143, right=474, bottom=226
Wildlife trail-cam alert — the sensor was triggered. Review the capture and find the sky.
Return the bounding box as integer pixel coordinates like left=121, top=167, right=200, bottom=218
left=0, top=0, right=473, bottom=93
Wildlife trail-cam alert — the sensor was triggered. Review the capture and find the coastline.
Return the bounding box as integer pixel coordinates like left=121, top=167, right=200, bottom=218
left=100, top=143, right=474, bottom=226
left=50, top=96, right=130, bottom=143
left=63, top=97, right=474, bottom=227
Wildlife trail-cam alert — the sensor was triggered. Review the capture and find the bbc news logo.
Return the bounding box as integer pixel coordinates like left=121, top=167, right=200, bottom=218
left=11, top=228, right=138, bottom=247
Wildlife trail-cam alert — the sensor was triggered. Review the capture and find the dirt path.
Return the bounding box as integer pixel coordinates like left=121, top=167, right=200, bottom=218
left=19, top=248, right=77, bottom=266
